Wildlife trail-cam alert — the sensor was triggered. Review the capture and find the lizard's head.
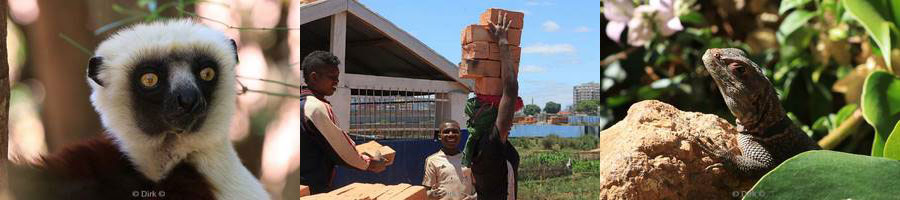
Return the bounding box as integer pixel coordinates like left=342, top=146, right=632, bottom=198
left=702, top=48, right=780, bottom=123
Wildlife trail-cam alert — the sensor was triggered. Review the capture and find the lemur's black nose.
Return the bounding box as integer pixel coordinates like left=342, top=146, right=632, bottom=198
left=175, top=88, right=204, bottom=113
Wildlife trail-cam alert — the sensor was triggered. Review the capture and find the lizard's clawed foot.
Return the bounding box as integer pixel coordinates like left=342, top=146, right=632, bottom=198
left=694, top=136, right=728, bottom=158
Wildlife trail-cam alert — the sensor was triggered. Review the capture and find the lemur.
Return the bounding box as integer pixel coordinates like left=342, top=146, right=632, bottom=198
left=9, top=19, right=269, bottom=200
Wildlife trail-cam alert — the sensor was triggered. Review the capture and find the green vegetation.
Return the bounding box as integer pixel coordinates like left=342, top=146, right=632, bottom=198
left=511, top=135, right=603, bottom=199
left=544, top=101, right=561, bottom=114
left=524, top=104, right=541, bottom=116
left=573, top=100, right=599, bottom=115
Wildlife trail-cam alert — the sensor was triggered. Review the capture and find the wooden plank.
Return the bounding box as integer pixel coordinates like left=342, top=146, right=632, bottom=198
left=347, top=0, right=472, bottom=92
left=330, top=11, right=353, bottom=130
left=343, top=74, right=465, bottom=93
left=300, top=0, right=347, bottom=25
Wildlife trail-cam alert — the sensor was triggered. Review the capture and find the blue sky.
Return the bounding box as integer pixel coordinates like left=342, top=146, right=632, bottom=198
left=358, top=0, right=601, bottom=109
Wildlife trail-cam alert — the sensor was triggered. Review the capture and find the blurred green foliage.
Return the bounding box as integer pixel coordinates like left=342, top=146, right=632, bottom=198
left=524, top=104, right=541, bottom=116
left=544, top=101, right=561, bottom=114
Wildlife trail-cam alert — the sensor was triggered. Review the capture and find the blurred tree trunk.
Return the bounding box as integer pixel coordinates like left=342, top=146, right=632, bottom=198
left=1, top=0, right=10, bottom=195
left=29, top=0, right=101, bottom=151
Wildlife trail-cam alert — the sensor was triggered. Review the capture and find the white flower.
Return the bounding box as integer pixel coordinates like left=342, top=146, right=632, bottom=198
left=604, top=0, right=686, bottom=47
left=603, top=0, right=635, bottom=44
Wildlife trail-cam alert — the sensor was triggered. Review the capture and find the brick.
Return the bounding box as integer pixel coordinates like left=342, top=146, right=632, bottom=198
left=376, top=184, right=412, bottom=199
left=459, top=59, right=501, bottom=78
left=300, top=185, right=310, bottom=197
left=488, top=44, right=522, bottom=62
left=479, top=8, right=524, bottom=29
left=464, top=42, right=521, bottom=62
left=475, top=77, right=504, bottom=95
left=378, top=145, right=396, bottom=166
left=461, top=25, right=492, bottom=45
left=507, top=28, right=522, bottom=46
left=328, top=183, right=363, bottom=196
left=355, top=141, right=396, bottom=166
left=387, top=186, right=426, bottom=200
left=462, top=41, right=492, bottom=60
left=460, top=25, right=521, bottom=46
left=299, top=193, right=340, bottom=200
left=340, top=183, right=384, bottom=200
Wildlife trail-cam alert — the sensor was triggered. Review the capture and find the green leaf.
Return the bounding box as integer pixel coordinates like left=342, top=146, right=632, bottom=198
left=679, top=11, right=706, bottom=25
left=834, top=104, right=858, bottom=126
left=779, top=0, right=813, bottom=15
left=843, top=0, right=894, bottom=69
left=776, top=10, right=817, bottom=44
left=891, top=1, right=900, bottom=28
left=745, top=151, right=900, bottom=199
left=861, top=71, right=900, bottom=157
left=883, top=121, right=900, bottom=160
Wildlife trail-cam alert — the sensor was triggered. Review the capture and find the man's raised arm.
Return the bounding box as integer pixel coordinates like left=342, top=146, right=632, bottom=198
left=490, top=12, right=517, bottom=143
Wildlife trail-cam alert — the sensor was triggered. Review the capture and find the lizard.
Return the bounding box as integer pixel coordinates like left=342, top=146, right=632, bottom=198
left=697, top=48, right=822, bottom=178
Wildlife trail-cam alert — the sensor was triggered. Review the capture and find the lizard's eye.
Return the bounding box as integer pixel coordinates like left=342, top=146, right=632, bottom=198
left=728, top=62, right=746, bottom=75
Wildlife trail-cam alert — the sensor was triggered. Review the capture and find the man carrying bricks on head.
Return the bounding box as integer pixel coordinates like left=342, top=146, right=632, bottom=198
left=460, top=11, right=524, bottom=200
left=299, top=51, right=388, bottom=194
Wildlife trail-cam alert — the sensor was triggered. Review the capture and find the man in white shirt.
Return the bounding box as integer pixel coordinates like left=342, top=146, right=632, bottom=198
left=423, top=121, right=475, bottom=200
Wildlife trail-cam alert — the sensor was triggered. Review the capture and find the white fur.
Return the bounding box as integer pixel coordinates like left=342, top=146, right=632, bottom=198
left=89, top=19, right=268, bottom=199
left=169, top=62, right=200, bottom=92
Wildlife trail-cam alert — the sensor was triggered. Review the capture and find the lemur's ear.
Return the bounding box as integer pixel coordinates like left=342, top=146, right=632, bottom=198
left=88, top=56, right=104, bottom=87
left=230, top=39, right=239, bottom=63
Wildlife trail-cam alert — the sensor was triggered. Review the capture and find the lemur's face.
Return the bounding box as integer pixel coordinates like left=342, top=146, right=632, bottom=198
left=128, top=52, right=221, bottom=134
left=87, top=20, right=238, bottom=138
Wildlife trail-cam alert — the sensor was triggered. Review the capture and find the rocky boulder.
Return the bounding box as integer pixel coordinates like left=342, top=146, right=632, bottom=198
left=590, top=100, right=756, bottom=199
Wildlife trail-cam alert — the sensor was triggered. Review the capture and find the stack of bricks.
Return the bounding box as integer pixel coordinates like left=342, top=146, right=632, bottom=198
left=299, top=183, right=426, bottom=200
left=460, top=8, right=524, bottom=95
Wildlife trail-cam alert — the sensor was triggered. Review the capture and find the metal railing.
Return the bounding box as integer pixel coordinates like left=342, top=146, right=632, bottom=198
left=349, top=88, right=448, bottom=140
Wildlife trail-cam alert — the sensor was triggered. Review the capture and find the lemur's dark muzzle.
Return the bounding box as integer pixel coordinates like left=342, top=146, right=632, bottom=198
left=174, top=88, right=206, bottom=114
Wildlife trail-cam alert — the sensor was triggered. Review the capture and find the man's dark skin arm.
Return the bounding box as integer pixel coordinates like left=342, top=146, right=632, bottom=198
left=490, top=13, right=517, bottom=143
left=698, top=48, right=821, bottom=178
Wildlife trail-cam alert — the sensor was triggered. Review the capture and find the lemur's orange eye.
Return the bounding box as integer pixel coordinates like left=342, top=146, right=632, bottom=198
left=140, top=73, right=159, bottom=88
left=199, top=67, right=215, bottom=81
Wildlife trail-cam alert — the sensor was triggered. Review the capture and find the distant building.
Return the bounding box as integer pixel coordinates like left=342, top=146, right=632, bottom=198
left=573, top=82, right=602, bottom=105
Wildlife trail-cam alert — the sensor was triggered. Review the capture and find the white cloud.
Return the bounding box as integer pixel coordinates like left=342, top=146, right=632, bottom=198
left=526, top=0, right=555, bottom=6
left=542, top=20, right=560, bottom=32
left=521, top=65, right=546, bottom=73
left=574, top=26, right=591, bottom=32
left=522, top=43, right=576, bottom=55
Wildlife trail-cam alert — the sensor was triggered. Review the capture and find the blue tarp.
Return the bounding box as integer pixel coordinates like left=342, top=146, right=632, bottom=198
left=568, top=116, right=605, bottom=124
left=332, top=130, right=470, bottom=187
left=509, top=125, right=584, bottom=138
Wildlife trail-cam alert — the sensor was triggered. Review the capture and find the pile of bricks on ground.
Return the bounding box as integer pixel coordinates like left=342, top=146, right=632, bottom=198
left=299, top=183, right=426, bottom=200
left=460, top=8, right=524, bottom=95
